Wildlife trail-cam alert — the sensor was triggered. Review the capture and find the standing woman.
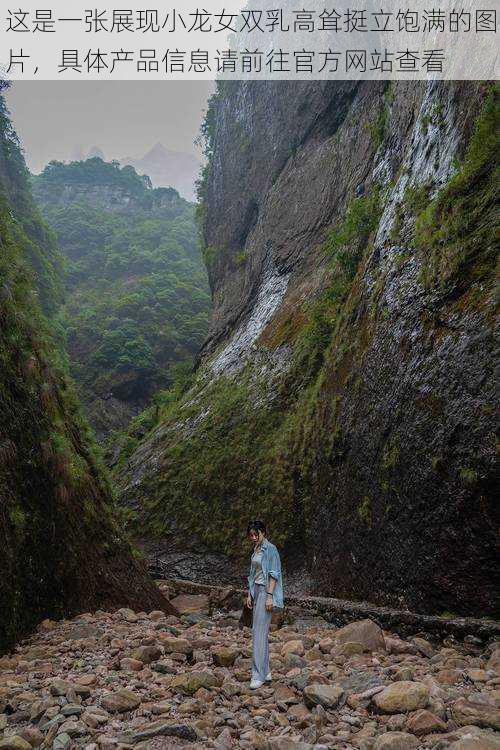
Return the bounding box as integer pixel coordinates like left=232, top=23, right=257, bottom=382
left=246, top=519, right=284, bottom=689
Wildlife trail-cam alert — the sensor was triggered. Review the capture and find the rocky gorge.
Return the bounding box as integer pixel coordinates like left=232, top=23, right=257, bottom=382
left=0, top=581, right=499, bottom=750
left=0, top=85, right=173, bottom=654
left=117, top=80, right=498, bottom=617
left=1, top=73, right=498, bottom=750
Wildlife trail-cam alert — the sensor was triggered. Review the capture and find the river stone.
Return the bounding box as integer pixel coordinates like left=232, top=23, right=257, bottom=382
left=491, top=691, right=500, bottom=709
left=281, top=640, right=305, bottom=657
left=411, top=637, right=435, bottom=657
left=0, top=738, right=33, bottom=750
left=170, top=670, right=221, bottom=695
left=212, top=646, right=239, bottom=667
left=467, top=670, right=488, bottom=682
left=64, top=624, right=102, bottom=640
left=283, top=653, right=306, bottom=669
left=49, top=680, right=72, bottom=697
left=116, top=608, right=138, bottom=622
left=151, top=700, right=172, bottom=715
left=130, top=645, right=162, bottom=664
left=406, top=708, right=447, bottom=735
left=149, top=610, right=165, bottom=621
left=268, top=739, right=313, bottom=750
left=487, top=651, right=500, bottom=673
left=131, top=722, right=197, bottom=742
left=436, top=668, right=463, bottom=684
left=120, top=657, right=143, bottom=671
left=158, top=636, right=192, bottom=655
left=334, top=619, right=386, bottom=653
left=52, top=734, right=71, bottom=750
left=451, top=697, right=500, bottom=731
left=100, top=688, right=141, bottom=712
left=0, top=657, right=18, bottom=670
left=274, top=684, right=299, bottom=705
left=373, top=682, right=429, bottom=713
left=449, top=733, right=500, bottom=750
left=19, top=727, right=44, bottom=748
left=303, top=684, right=344, bottom=709
left=337, top=641, right=366, bottom=656
left=373, top=732, right=420, bottom=750
left=60, top=704, right=83, bottom=717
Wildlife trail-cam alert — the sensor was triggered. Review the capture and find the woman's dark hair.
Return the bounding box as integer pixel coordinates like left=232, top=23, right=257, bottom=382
left=247, top=519, right=267, bottom=536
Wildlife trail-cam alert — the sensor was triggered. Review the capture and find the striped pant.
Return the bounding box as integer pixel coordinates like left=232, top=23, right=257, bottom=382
left=251, top=583, right=272, bottom=682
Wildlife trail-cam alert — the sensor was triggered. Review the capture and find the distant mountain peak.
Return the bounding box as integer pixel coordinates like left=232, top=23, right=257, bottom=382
left=146, top=142, right=170, bottom=158
left=119, top=144, right=201, bottom=202
left=87, top=145, right=106, bottom=160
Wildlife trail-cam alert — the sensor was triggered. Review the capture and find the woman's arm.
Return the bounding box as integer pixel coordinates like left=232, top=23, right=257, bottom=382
left=247, top=559, right=254, bottom=608
left=268, top=546, right=281, bottom=582
left=266, top=546, right=280, bottom=610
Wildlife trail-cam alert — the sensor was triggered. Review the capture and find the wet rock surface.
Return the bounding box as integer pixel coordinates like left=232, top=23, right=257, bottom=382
left=120, top=80, right=498, bottom=618
left=1, top=584, right=498, bottom=750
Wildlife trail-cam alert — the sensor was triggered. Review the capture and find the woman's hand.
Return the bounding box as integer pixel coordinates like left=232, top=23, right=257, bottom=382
left=246, top=593, right=253, bottom=609
left=265, top=593, right=273, bottom=612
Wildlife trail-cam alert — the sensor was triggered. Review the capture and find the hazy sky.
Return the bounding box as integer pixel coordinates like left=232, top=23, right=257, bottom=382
left=5, top=81, right=214, bottom=173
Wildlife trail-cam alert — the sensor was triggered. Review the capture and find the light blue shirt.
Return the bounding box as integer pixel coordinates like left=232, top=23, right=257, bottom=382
left=248, top=538, right=284, bottom=609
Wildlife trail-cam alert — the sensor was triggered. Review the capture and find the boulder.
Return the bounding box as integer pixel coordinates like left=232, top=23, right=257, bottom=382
left=212, top=646, right=239, bottom=667
left=157, top=635, right=192, bottom=655
left=170, top=670, right=221, bottom=695
left=373, top=732, right=420, bottom=750
left=406, top=709, right=447, bottom=735
left=49, top=679, right=72, bottom=697
left=449, top=732, right=500, bottom=750
left=268, top=739, right=313, bottom=750
left=280, top=640, right=305, bottom=657
left=130, top=722, right=197, bottom=743
left=0, top=738, right=33, bottom=750
left=333, top=619, right=385, bottom=653
left=336, top=642, right=365, bottom=656
left=436, top=668, right=463, bottom=684
left=119, top=658, right=143, bottom=672
left=19, top=727, right=44, bottom=748
left=130, top=645, right=162, bottom=664
left=303, top=684, right=344, bottom=709
left=451, top=697, right=500, bottom=731
left=487, top=650, right=500, bottom=673
left=100, top=688, right=141, bottom=712
left=52, top=735, right=71, bottom=750
left=373, top=682, right=430, bottom=713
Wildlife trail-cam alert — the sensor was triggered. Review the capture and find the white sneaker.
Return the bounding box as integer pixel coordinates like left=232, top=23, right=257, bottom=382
left=250, top=678, right=264, bottom=689
left=265, top=671, right=272, bottom=682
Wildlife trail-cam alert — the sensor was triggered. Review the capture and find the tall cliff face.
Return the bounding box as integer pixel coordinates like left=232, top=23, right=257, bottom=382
left=0, top=90, right=172, bottom=654
left=119, top=80, right=498, bottom=616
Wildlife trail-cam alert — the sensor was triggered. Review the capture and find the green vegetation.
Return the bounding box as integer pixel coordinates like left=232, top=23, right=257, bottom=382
left=459, top=467, right=479, bottom=485
left=415, top=84, right=498, bottom=291
left=381, top=440, right=399, bottom=472
left=116, top=82, right=498, bottom=571
left=358, top=496, right=373, bottom=526
left=369, top=109, right=388, bottom=150
left=368, top=83, right=394, bottom=149
left=36, top=157, right=151, bottom=196
left=420, top=103, right=445, bottom=135
left=291, top=188, right=382, bottom=379
left=33, top=158, right=210, bottom=428
left=115, top=187, right=384, bottom=553
left=0, top=91, right=62, bottom=315
left=195, top=81, right=241, bottom=268
left=0, top=88, right=167, bottom=652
